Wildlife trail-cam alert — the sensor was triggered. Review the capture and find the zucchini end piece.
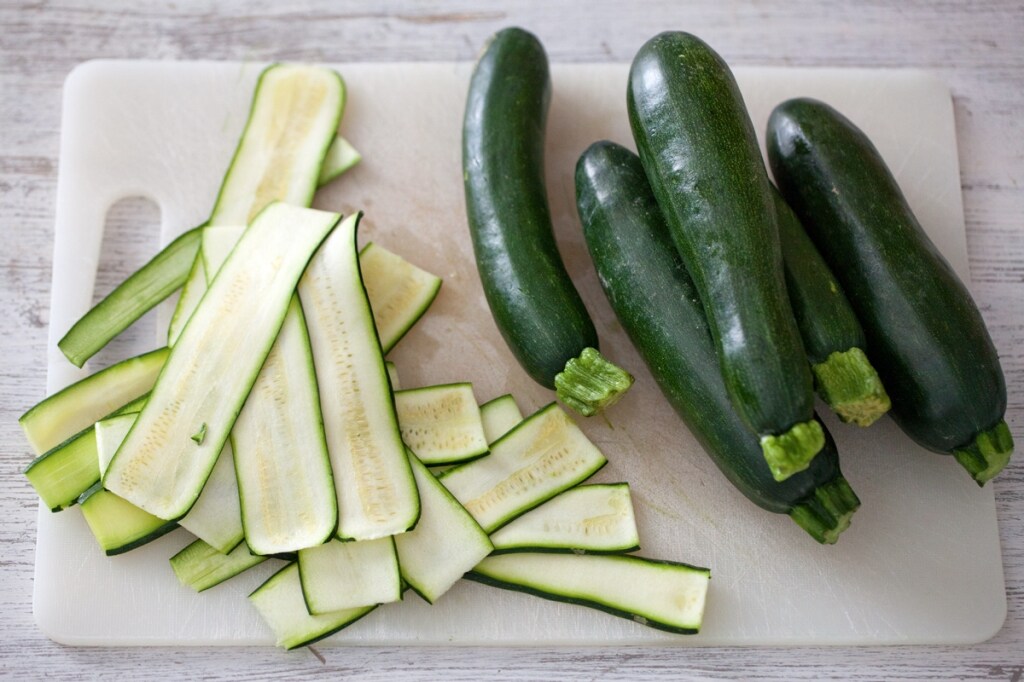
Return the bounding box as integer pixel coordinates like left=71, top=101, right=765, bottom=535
left=760, top=419, right=825, bottom=482
left=953, top=420, right=1013, bottom=486
left=811, top=347, right=891, bottom=427
left=789, top=475, right=861, bottom=544
left=554, top=347, right=634, bottom=417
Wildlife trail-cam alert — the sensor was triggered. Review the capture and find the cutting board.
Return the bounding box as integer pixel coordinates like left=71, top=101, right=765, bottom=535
left=35, top=60, right=1006, bottom=646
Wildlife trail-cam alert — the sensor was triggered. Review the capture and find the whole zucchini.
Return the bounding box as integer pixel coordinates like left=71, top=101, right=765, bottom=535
left=462, top=27, right=632, bottom=416
left=767, top=97, right=1013, bottom=484
left=627, top=31, right=822, bottom=480
left=773, top=187, right=891, bottom=426
left=575, top=140, right=859, bottom=543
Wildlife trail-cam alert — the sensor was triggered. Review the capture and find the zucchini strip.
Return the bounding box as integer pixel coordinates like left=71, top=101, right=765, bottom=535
left=170, top=539, right=269, bottom=593
left=104, top=203, right=341, bottom=521
left=78, top=482, right=177, bottom=556
left=317, top=135, right=362, bottom=187
left=298, top=537, right=401, bottom=614
left=359, top=242, right=442, bottom=354
left=299, top=212, right=419, bottom=540
left=167, top=252, right=207, bottom=346
left=439, top=403, right=607, bottom=533
left=479, top=394, right=523, bottom=444
left=58, top=227, right=203, bottom=368
left=467, top=553, right=711, bottom=634
left=395, top=383, right=489, bottom=466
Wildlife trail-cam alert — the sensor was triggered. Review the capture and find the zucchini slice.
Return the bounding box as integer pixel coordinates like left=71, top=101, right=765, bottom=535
left=394, top=451, right=493, bottom=603
left=385, top=361, right=401, bottom=390
left=167, top=253, right=207, bottom=346
left=395, top=383, right=489, bottom=466
left=95, top=413, right=137, bottom=476
left=467, top=553, right=711, bottom=634
left=170, top=539, right=269, bottom=593
left=479, top=393, right=523, bottom=444
left=299, top=212, right=419, bottom=540
left=249, top=563, right=377, bottom=650
left=298, top=537, right=401, bottom=614
left=489, top=483, right=640, bottom=555
left=439, top=403, right=607, bottom=533
left=317, top=135, right=362, bottom=187
left=20, top=347, right=168, bottom=455
left=358, top=242, right=442, bottom=354
left=208, top=64, right=345, bottom=226
left=104, top=203, right=341, bottom=521
left=58, top=226, right=203, bottom=367
left=78, top=482, right=177, bottom=556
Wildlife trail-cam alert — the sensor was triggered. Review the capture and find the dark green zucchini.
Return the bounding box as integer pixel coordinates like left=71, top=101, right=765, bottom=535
left=627, top=31, right=821, bottom=480
left=767, top=97, right=1012, bottom=484
left=575, top=140, right=859, bottom=543
left=773, top=187, right=891, bottom=426
left=462, top=27, right=632, bottom=417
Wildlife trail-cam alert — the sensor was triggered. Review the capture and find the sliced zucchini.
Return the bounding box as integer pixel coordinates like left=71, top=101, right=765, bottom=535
left=58, top=226, right=203, bottom=367
left=249, top=563, right=377, bottom=650
left=395, top=383, right=489, bottom=466
left=170, top=539, right=269, bottom=592
left=298, top=212, right=419, bottom=540
left=104, top=203, right=341, bottom=521
left=317, top=135, right=362, bottom=186
left=479, top=393, right=523, bottom=444
left=167, top=253, right=206, bottom=346
left=298, top=537, right=400, bottom=614
left=95, top=413, right=137, bottom=476
left=439, top=403, right=607, bottom=533
left=468, top=553, right=710, bottom=634
left=208, top=64, right=345, bottom=226
left=20, top=347, right=168, bottom=455
left=489, top=483, right=640, bottom=554
left=385, top=361, right=401, bottom=390
left=394, top=451, right=493, bottom=603
left=200, top=224, right=246, bottom=276
left=358, top=242, right=442, bottom=354
left=78, top=482, right=177, bottom=556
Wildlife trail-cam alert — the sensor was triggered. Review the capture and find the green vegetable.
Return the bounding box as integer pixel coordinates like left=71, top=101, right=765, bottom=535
left=575, top=140, right=858, bottom=543
left=767, top=97, right=1013, bottom=484
left=462, top=27, right=632, bottom=416
left=627, top=31, right=821, bottom=480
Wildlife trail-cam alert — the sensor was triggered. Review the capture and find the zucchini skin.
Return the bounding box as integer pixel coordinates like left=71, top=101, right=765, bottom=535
left=767, top=99, right=1010, bottom=460
left=462, top=27, right=597, bottom=389
left=575, top=141, right=855, bottom=526
left=627, top=32, right=815, bottom=441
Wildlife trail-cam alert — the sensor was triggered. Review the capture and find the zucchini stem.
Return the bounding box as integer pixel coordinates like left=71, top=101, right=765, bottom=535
left=811, top=347, right=891, bottom=427
left=760, top=420, right=825, bottom=482
left=953, top=420, right=1014, bottom=486
left=554, top=348, right=634, bottom=417
left=789, top=476, right=861, bottom=544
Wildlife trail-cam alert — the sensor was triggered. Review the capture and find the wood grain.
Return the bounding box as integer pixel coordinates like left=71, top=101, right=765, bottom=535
left=2, top=0, right=1022, bottom=678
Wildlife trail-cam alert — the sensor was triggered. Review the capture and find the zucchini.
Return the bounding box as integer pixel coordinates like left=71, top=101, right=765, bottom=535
left=170, top=539, right=269, bottom=593
left=78, top=482, right=177, bottom=556
left=462, top=27, right=633, bottom=416
left=95, top=413, right=136, bottom=476
left=439, top=403, right=607, bottom=533
left=385, top=361, right=401, bottom=390
left=104, top=203, right=341, bottom=521
left=297, top=537, right=401, bottom=614
left=479, top=393, right=523, bottom=444
left=627, top=32, right=822, bottom=480
left=394, top=383, right=489, bottom=466
left=773, top=187, right=891, bottom=426
left=575, top=140, right=859, bottom=543
left=317, top=135, right=362, bottom=187
left=167, top=252, right=207, bottom=346
left=358, top=242, right=442, bottom=354
left=767, top=97, right=1013, bottom=483
left=467, top=553, right=710, bottom=635
left=298, top=212, right=420, bottom=540
left=489, top=483, right=640, bottom=555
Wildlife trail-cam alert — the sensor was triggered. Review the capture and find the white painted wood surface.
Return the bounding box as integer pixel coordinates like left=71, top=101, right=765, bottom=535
left=2, top=0, right=1021, bottom=678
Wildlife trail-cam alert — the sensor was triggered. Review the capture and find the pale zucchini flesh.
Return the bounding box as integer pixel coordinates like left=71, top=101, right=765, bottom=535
left=209, top=64, right=345, bottom=226
left=358, top=242, right=442, bottom=354
left=200, top=225, right=246, bottom=276
left=167, top=253, right=207, bottom=346
left=385, top=361, right=401, bottom=390
left=20, top=347, right=168, bottom=455
left=394, top=451, right=493, bottom=604
left=468, top=553, right=711, bottom=634
left=78, top=483, right=177, bottom=556
left=317, top=135, right=362, bottom=186
left=95, top=413, right=137, bottom=477
left=249, top=563, right=377, bottom=650
left=395, top=383, right=489, bottom=466
left=298, top=212, right=419, bottom=540
left=479, top=393, right=523, bottom=444
left=439, top=403, right=607, bottom=533
left=489, top=483, right=640, bottom=554
left=104, top=203, right=341, bottom=521
left=170, top=539, right=268, bottom=592
left=298, top=537, right=401, bottom=614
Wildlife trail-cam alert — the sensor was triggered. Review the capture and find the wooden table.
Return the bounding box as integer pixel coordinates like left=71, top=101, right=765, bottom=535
left=2, top=1, right=1021, bottom=678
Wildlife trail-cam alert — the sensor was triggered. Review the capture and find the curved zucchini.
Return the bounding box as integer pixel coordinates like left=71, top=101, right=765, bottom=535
left=773, top=188, right=891, bottom=426
left=767, top=98, right=1013, bottom=484
left=575, top=141, right=858, bottom=543
left=462, top=27, right=632, bottom=416
left=627, top=32, right=821, bottom=480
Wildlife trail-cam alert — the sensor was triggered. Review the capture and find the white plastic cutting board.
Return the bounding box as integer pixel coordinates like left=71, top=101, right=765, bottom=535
left=35, top=60, right=1006, bottom=646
